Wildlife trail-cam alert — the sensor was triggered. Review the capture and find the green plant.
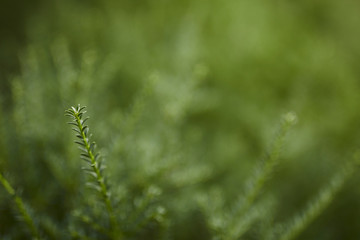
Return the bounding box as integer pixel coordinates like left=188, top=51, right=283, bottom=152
left=0, top=172, right=39, bottom=239
left=65, top=105, right=120, bottom=238
left=273, top=157, right=359, bottom=240
left=2, top=1, right=360, bottom=239
left=1, top=103, right=358, bottom=239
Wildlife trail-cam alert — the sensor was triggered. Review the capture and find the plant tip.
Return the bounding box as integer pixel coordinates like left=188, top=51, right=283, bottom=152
left=283, top=111, right=297, bottom=125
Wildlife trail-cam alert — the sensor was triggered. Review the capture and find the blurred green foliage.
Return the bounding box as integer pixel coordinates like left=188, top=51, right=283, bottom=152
left=1, top=0, right=360, bottom=239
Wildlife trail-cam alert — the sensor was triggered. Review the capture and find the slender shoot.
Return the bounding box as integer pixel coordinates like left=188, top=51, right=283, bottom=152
left=0, top=172, right=40, bottom=239
left=65, top=105, right=120, bottom=238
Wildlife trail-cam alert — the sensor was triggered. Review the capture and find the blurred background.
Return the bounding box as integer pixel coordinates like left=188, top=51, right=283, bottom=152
left=1, top=0, right=360, bottom=239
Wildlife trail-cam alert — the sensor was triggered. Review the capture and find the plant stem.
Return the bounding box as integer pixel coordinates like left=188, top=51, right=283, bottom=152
left=0, top=172, right=40, bottom=239
left=69, top=106, right=121, bottom=239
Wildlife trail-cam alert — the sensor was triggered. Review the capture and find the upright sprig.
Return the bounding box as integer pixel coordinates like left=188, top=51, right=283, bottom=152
left=65, top=105, right=119, bottom=238
left=0, top=171, right=40, bottom=239
left=272, top=154, right=360, bottom=240
left=223, top=112, right=297, bottom=240
left=239, top=112, right=297, bottom=213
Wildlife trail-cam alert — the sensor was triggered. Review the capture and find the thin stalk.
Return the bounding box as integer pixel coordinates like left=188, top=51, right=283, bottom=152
left=277, top=159, right=357, bottom=240
left=66, top=105, right=121, bottom=239
left=240, top=112, right=296, bottom=215
left=0, top=172, right=40, bottom=239
left=225, top=112, right=297, bottom=240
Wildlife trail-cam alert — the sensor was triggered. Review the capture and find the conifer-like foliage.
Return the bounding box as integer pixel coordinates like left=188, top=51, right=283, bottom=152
left=65, top=105, right=119, bottom=238
left=1, top=0, right=360, bottom=239
left=1, top=103, right=358, bottom=239
left=0, top=172, right=39, bottom=239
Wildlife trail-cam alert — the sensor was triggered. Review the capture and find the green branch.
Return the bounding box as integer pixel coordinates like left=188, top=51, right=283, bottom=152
left=224, top=112, right=297, bottom=240
left=276, top=157, right=358, bottom=240
left=0, top=172, right=40, bottom=239
left=66, top=105, right=121, bottom=239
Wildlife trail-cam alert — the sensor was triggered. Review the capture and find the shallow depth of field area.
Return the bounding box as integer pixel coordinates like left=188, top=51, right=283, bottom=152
left=1, top=0, right=360, bottom=239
